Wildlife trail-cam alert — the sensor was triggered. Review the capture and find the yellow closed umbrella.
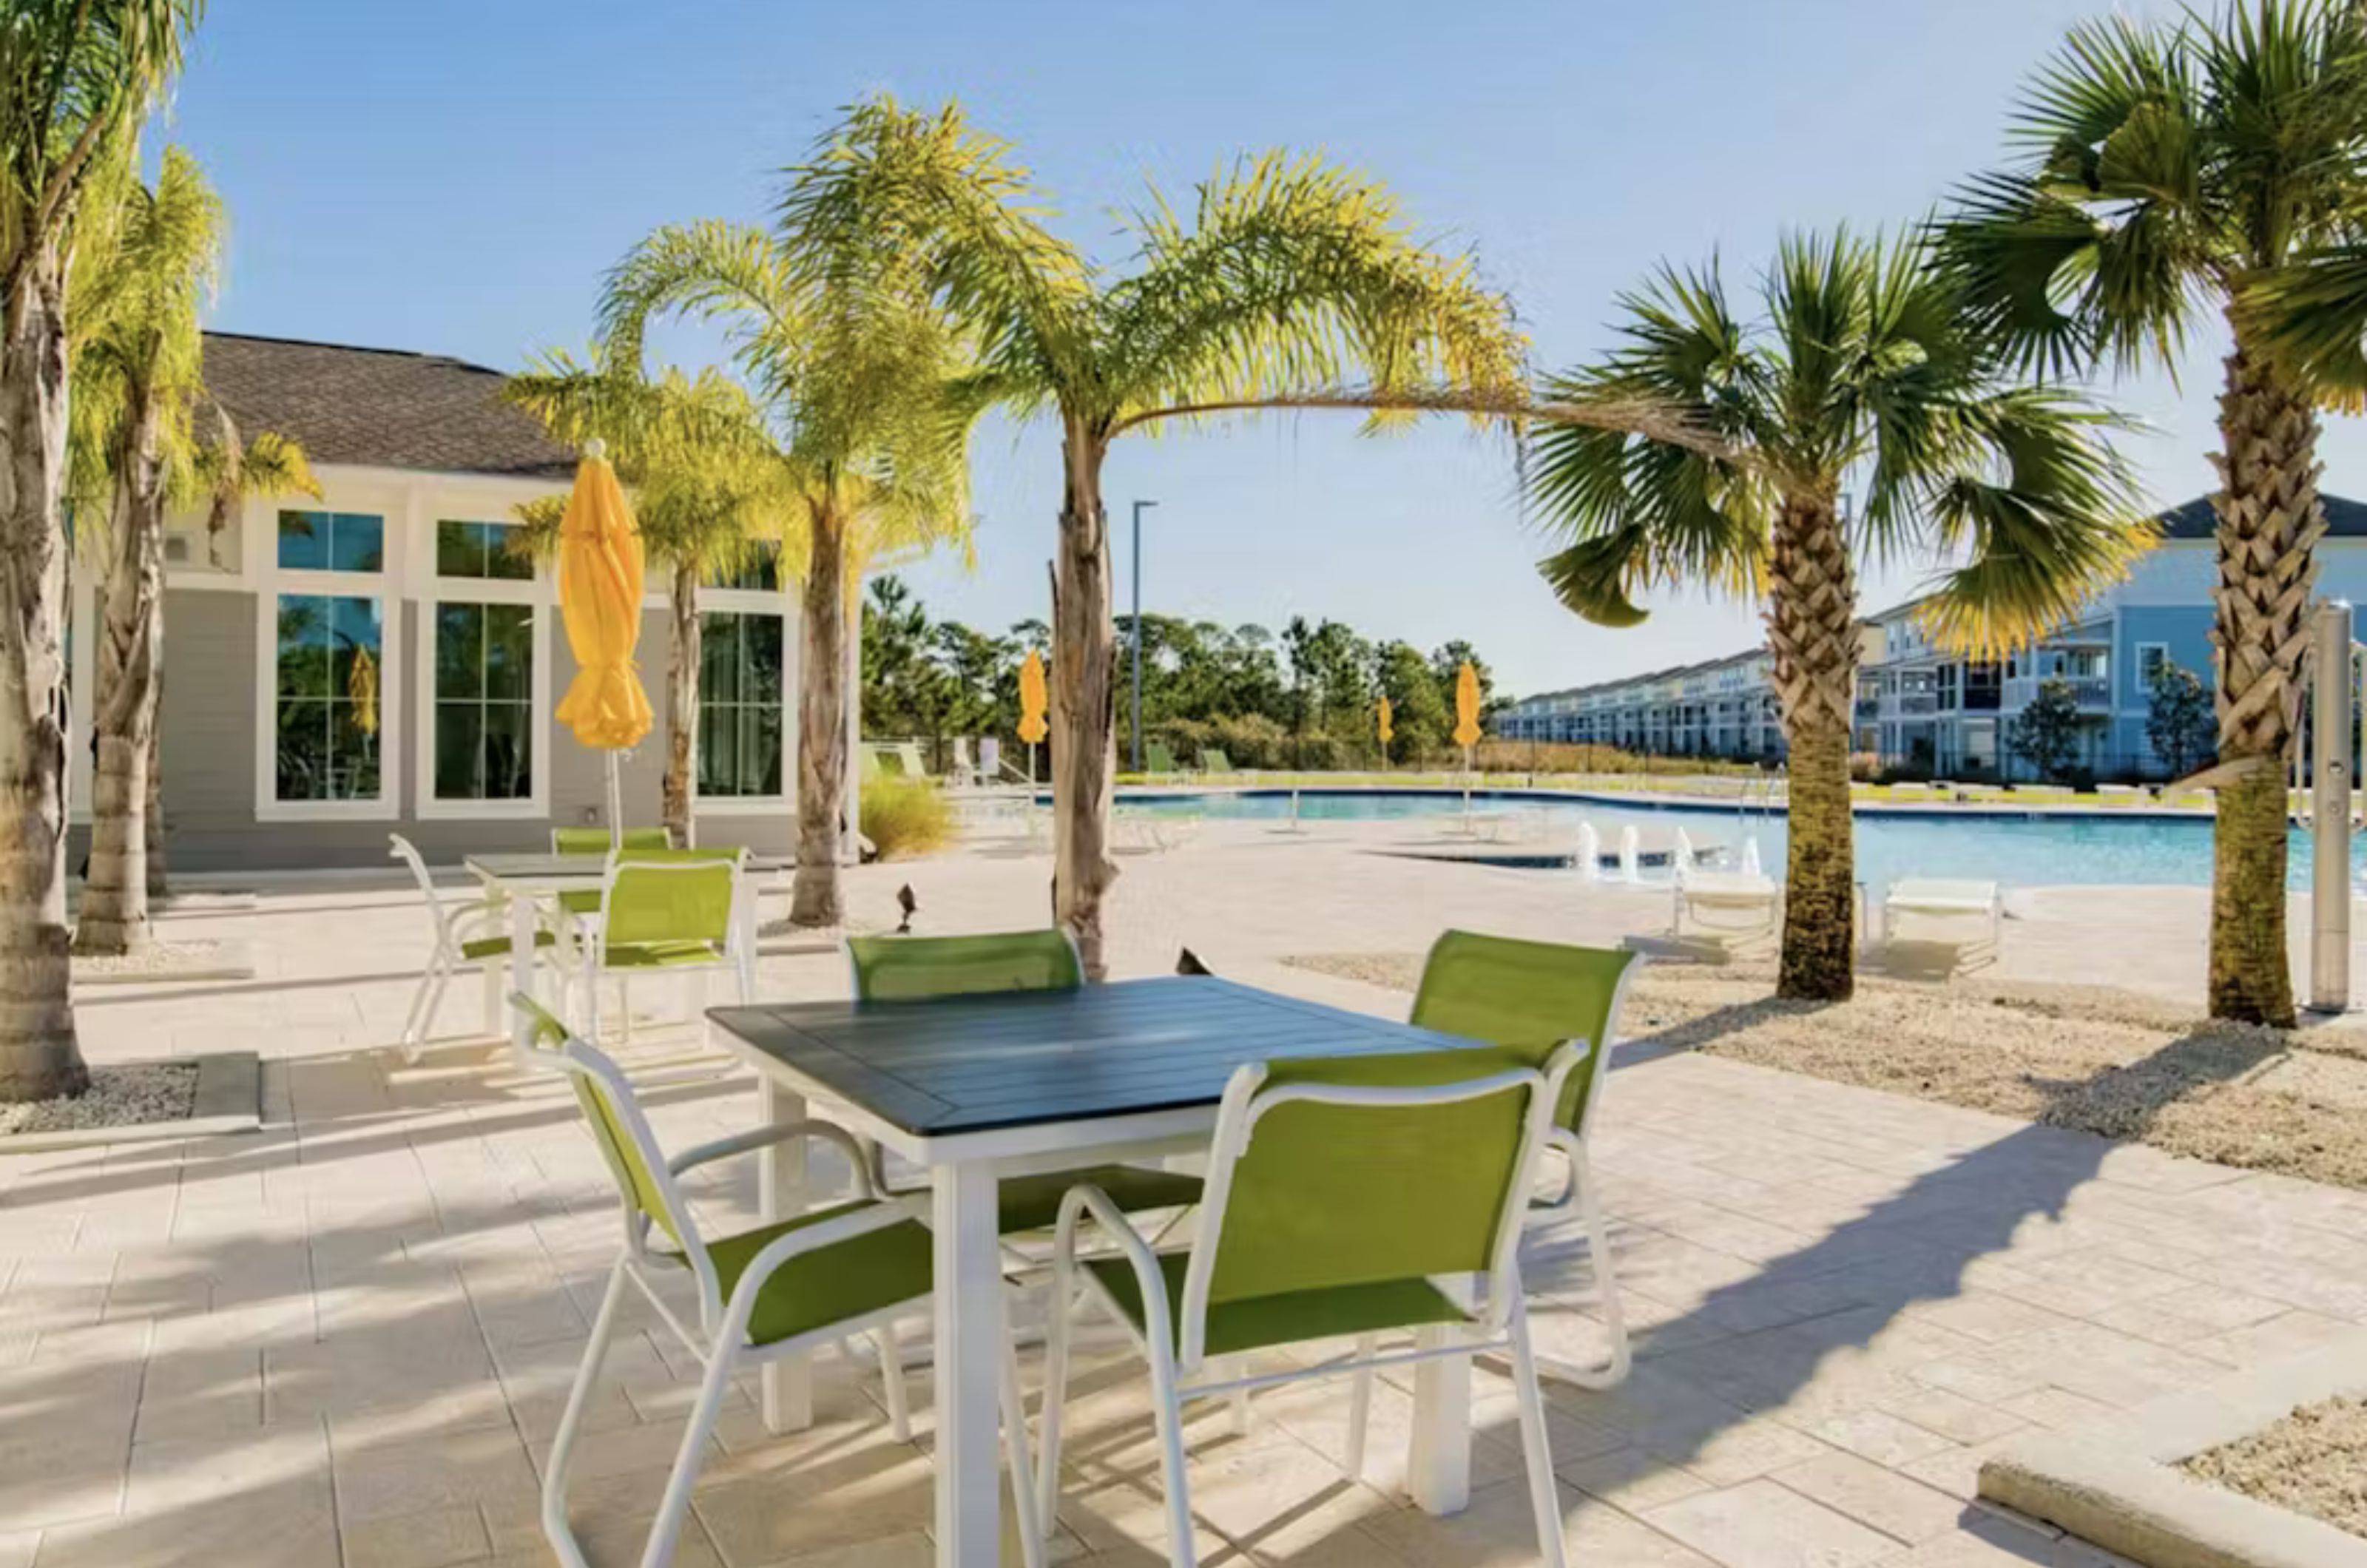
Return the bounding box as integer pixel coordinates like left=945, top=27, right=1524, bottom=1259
left=1377, top=695, right=1393, bottom=770
left=553, top=439, right=654, bottom=842
left=1018, top=647, right=1049, bottom=783
left=1453, top=661, right=1483, bottom=751
left=1453, top=661, right=1483, bottom=828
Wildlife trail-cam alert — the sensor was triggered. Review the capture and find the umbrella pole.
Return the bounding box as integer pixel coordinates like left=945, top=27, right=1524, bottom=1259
left=607, top=752, right=624, bottom=851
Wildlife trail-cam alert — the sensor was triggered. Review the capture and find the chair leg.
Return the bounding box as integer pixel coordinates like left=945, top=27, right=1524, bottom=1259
left=1225, top=1356, right=1252, bottom=1436
left=1035, top=1268, right=1075, bottom=1534
left=619, top=976, right=633, bottom=1046
left=541, top=1257, right=630, bottom=1568
left=636, top=1325, right=740, bottom=1568
left=1001, top=1334, right=1047, bottom=1568
left=871, top=1326, right=911, bottom=1442
left=1145, top=1348, right=1199, bottom=1568
left=1537, top=1149, right=1632, bottom=1390
left=1507, top=1297, right=1570, bottom=1568
left=1344, top=1334, right=1377, bottom=1481
left=399, top=951, right=439, bottom=1060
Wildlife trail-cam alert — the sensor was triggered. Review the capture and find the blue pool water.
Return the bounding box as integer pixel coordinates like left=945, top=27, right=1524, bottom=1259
left=1121, top=788, right=2360, bottom=892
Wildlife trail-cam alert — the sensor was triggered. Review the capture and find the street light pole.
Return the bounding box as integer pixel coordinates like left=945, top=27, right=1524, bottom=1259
left=1130, top=499, right=1157, bottom=773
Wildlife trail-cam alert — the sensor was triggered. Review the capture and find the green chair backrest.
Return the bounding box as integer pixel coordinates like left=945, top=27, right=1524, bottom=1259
left=1409, top=930, right=1638, bottom=1135
left=555, top=826, right=672, bottom=855
left=507, top=990, right=689, bottom=1251
left=1145, top=740, right=1178, bottom=774
left=1201, top=748, right=1232, bottom=773
left=848, top=929, right=1081, bottom=1001
left=603, top=848, right=743, bottom=950
left=1189, top=1045, right=1569, bottom=1345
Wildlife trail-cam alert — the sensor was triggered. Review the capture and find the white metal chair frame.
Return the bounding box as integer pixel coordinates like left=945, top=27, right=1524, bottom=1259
left=1035, top=1044, right=1587, bottom=1568
left=581, top=849, right=757, bottom=1044
left=391, top=833, right=565, bottom=1063
left=1519, top=953, right=1646, bottom=1392
left=530, top=1013, right=1045, bottom=1568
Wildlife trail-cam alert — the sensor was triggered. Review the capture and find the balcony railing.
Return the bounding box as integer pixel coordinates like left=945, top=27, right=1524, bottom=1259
left=2006, top=676, right=2110, bottom=709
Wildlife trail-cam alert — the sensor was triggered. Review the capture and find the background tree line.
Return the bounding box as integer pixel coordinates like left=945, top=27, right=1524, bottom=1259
left=860, top=576, right=1499, bottom=773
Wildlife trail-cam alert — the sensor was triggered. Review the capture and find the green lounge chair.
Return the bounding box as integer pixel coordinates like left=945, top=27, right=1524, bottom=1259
left=845, top=930, right=1205, bottom=1236
left=1034, top=1035, right=1586, bottom=1568
left=1411, top=929, right=1643, bottom=1388
left=1198, top=747, right=1233, bottom=776
left=510, top=993, right=1042, bottom=1568
left=1144, top=739, right=1182, bottom=777
left=583, top=847, right=754, bottom=1044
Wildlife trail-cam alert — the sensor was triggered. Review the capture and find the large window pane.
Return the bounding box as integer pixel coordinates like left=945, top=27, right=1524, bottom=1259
left=279, top=510, right=384, bottom=572
left=697, top=611, right=786, bottom=797
left=432, top=600, right=536, bottom=802
left=273, top=592, right=383, bottom=803
left=436, top=520, right=531, bottom=581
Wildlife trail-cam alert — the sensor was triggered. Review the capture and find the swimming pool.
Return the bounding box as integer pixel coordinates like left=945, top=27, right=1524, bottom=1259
left=1118, top=787, right=2353, bottom=892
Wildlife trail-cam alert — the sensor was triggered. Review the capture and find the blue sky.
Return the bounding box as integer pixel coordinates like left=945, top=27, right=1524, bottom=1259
left=167, top=0, right=2334, bottom=696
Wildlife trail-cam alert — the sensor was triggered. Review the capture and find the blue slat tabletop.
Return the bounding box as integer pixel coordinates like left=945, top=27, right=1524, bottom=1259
left=708, top=976, right=1478, bottom=1137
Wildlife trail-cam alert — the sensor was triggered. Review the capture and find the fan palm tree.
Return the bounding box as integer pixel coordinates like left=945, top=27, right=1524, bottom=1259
left=600, top=216, right=978, bottom=925
left=507, top=354, right=794, bottom=848
left=1936, top=0, right=2367, bottom=1025
left=1528, top=230, right=2146, bottom=1000
left=0, top=0, right=200, bottom=1100
left=65, top=147, right=319, bottom=956
left=776, top=97, right=1533, bottom=975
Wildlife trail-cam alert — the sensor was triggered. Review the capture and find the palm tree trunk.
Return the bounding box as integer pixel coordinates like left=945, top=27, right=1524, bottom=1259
left=75, top=393, right=167, bottom=956
left=144, top=687, right=165, bottom=901
left=789, top=509, right=847, bottom=927
left=1766, top=494, right=1860, bottom=1002
left=2206, top=334, right=2323, bottom=1027
left=0, top=253, right=85, bottom=1100
left=662, top=558, right=700, bottom=851
left=1052, top=420, right=1119, bottom=979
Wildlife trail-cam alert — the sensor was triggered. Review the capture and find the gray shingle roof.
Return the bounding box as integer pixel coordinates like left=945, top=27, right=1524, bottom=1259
left=200, top=332, right=575, bottom=481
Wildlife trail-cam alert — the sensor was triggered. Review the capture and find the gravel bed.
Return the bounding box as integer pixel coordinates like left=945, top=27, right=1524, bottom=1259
left=2180, top=1396, right=2367, bottom=1538
left=1285, top=951, right=2367, bottom=1190
left=0, top=1062, right=198, bottom=1137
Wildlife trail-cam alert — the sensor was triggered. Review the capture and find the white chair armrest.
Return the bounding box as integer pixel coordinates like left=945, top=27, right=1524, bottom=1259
left=1052, top=1183, right=1168, bottom=1324
left=669, top=1119, right=880, bottom=1199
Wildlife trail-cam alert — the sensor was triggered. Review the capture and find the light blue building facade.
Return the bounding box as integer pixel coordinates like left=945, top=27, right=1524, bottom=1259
left=1495, top=495, right=2367, bottom=780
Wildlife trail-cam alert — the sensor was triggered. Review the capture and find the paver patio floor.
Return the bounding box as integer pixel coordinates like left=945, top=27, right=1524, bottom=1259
left=8, top=822, right=2367, bottom=1566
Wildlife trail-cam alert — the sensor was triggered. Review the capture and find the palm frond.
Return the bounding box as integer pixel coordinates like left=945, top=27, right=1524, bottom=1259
left=1101, top=149, right=1525, bottom=432
left=2235, top=243, right=2367, bottom=404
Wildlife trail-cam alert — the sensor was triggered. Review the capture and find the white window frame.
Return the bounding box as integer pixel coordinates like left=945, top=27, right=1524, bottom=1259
left=256, top=570, right=403, bottom=824
left=694, top=587, right=795, bottom=817
left=413, top=522, right=550, bottom=820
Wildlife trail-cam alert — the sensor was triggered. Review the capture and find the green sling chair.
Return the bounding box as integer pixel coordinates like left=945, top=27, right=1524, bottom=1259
left=509, top=992, right=1046, bottom=1568
left=1409, top=928, right=1644, bottom=1389
left=844, top=930, right=1206, bottom=1234
left=1034, top=1039, right=1587, bottom=1568
left=581, top=847, right=753, bottom=1044
left=551, top=825, right=672, bottom=919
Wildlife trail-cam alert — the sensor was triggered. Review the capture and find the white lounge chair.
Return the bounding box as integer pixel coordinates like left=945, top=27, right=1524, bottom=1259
left=1879, top=877, right=2002, bottom=971
left=1670, top=868, right=1780, bottom=947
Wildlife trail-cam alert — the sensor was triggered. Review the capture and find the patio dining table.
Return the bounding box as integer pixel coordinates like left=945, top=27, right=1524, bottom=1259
left=464, top=850, right=791, bottom=1027
left=708, top=975, right=1497, bottom=1568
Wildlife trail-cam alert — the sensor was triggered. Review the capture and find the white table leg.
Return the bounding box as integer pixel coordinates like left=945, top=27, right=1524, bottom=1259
left=758, top=1076, right=813, bottom=1433
left=932, top=1161, right=1004, bottom=1568
left=1407, top=1324, right=1473, bottom=1515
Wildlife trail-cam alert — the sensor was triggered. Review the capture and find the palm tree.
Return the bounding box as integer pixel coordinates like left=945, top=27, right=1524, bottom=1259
left=0, top=0, right=200, bottom=1101
left=777, top=97, right=1530, bottom=974
left=601, top=215, right=977, bottom=925
left=1527, top=230, right=2145, bottom=1000
left=64, top=147, right=319, bottom=956
left=506, top=354, right=793, bottom=848
left=1936, top=0, right=2367, bottom=1026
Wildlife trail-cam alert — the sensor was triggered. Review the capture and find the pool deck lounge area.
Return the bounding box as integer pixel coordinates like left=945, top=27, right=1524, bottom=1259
left=9, top=820, right=2367, bottom=1568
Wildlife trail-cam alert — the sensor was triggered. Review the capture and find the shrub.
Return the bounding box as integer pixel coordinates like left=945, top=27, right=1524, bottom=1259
left=861, top=777, right=952, bottom=859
